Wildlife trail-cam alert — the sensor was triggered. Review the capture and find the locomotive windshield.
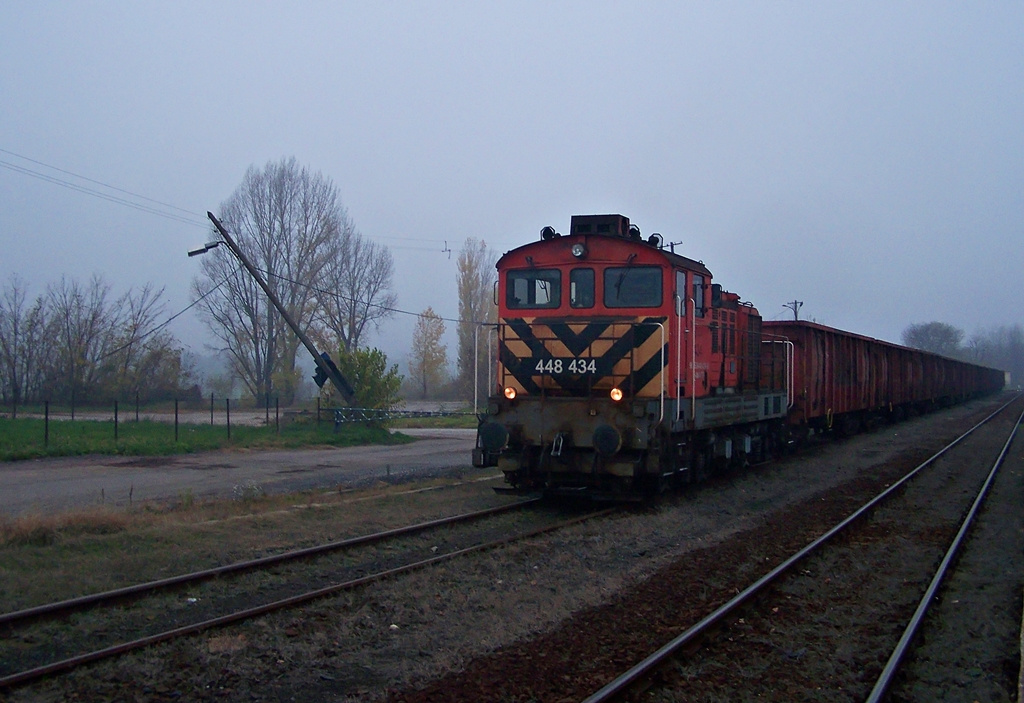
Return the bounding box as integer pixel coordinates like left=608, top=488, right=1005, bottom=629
left=604, top=266, right=662, bottom=308
left=570, top=268, right=594, bottom=308
left=507, top=269, right=560, bottom=309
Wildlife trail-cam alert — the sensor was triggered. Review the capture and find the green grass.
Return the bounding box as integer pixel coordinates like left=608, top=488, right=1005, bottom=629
left=0, top=417, right=412, bottom=462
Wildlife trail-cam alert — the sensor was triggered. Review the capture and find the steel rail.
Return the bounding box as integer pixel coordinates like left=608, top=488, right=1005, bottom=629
left=865, top=402, right=1024, bottom=702
left=0, top=498, right=540, bottom=628
left=0, top=506, right=616, bottom=691
left=582, top=395, right=1020, bottom=703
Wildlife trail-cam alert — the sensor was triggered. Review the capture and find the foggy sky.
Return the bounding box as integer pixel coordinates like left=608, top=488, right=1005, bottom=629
left=2, top=2, right=1022, bottom=369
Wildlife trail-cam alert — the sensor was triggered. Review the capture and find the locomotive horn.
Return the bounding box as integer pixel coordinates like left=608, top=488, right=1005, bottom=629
left=540, top=226, right=560, bottom=240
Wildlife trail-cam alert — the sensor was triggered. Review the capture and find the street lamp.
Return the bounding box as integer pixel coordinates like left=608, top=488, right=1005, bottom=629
left=187, top=240, right=222, bottom=257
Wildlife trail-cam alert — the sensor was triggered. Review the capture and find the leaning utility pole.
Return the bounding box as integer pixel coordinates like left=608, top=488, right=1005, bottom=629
left=205, top=211, right=356, bottom=404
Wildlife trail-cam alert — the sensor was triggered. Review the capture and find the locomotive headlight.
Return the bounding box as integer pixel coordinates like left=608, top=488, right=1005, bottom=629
left=503, top=386, right=517, bottom=400
left=609, top=387, right=624, bottom=402
left=571, top=242, right=587, bottom=259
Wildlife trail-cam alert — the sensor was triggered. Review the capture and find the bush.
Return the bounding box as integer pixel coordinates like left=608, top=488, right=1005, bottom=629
left=333, top=347, right=403, bottom=410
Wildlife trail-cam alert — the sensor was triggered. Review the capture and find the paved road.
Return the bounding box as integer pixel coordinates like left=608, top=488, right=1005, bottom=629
left=0, top=429, right=477, bottom=517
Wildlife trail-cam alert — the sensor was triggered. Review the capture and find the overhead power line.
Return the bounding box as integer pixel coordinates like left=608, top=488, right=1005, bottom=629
left=96, top=265, right=241, bottom=362
left=0, top=150, right=209, bottom=229
left=0, top=148, right=204, bottom=219
left=0, top=147, right=466, bottom=252
left=252, top=265, right=491, bottom=327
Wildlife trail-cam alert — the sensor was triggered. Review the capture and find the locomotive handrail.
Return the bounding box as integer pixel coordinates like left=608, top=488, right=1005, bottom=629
left=689, top=297, right=697, bottom=424
left=761, top=336, right=794, bottom=409
left=486, top=323, right=497, bottom=411
left=785, top=339, right=794, bottom=408
left=472, top=322, right=492, bottom=415
left=472, top=322, right=501, bottom=415
left=654, top=321, right=666, bottom=424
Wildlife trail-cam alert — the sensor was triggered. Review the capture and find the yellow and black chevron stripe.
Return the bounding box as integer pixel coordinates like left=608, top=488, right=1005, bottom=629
left=498, top=317, right=667, bottom=397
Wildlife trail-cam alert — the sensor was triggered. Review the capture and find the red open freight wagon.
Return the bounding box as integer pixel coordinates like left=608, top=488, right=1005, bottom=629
left=762, top=321, right=1004, bottom=433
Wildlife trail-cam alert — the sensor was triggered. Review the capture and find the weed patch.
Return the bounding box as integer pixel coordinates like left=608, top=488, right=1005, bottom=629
left=0, top=507, right=133, bottom=547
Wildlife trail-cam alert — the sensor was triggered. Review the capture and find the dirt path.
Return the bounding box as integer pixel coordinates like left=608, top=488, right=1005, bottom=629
left=0, top=429, right=477, bottom=517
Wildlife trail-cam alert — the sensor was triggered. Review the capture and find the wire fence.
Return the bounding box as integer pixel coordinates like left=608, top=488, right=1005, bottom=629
left=0, top=394, right=327, bottom=448
left=1, top=395, right=476, bottom=453
left=328, top=405, right=476, bottom=427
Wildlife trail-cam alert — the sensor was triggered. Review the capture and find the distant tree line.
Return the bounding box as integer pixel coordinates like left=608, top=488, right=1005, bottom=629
left=902, top=321, right=1024, bottom=385
left=0, top=274, right=195, bottom=410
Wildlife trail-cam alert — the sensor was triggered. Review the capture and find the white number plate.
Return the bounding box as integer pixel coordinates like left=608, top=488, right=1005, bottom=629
left=534, top=358, right=599, bottom=375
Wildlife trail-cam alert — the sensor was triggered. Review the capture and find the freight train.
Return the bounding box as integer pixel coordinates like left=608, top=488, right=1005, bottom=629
left=472, top=214, right=1004, bottom=499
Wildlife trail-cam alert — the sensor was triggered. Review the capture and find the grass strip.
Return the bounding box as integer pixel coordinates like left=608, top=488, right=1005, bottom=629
left=0, top=417, right=410, bottom=461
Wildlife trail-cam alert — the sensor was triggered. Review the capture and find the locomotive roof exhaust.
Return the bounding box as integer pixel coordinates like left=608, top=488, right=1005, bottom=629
left=557, top=214, right=664, bottom=249
left=570, top=214, right=630, bottom=237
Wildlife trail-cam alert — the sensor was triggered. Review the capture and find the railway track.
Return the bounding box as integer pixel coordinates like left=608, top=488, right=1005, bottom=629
left=583, top=395, right=1024, bottom=702
left=0, top=497, right=614, bottom=691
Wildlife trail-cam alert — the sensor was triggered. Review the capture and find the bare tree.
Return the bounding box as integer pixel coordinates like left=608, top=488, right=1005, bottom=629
left=409, top=307, right=448, bottom=399
left=315, top=226, right=396, bottom=352
left=455, top=238, right=497, bottom=404
left=901, top=321, right=965, bottom=358
left=110, top=283, right=164, bottom=395
left=0, top=275, right=47, bottom=413
left=192, top=158, right=346, bottom=403
left=1, top=274, right=191, bottom=407
left=47, top=275, right=124, bottom=405
left=109, top=283, right=192, bottom=402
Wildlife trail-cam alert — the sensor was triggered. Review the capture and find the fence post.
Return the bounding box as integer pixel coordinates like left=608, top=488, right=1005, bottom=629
left=174, top=399, right=179, bottom=442
left=210, top=393, right=214, bottom=426
left=44, top=400, right=49, bottom=447
left=275, top=396, right=280, bottom=434
left=317, top=397, right=321, bottom=428
left=226, top=398, right=231, bottom=439
left=135, top=391, right=140, bottom=422
left=114, top=400, right=119, bottom=442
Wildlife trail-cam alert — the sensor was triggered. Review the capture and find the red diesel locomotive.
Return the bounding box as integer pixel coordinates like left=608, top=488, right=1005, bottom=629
left=473, top=214, right=1003, bottom=498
